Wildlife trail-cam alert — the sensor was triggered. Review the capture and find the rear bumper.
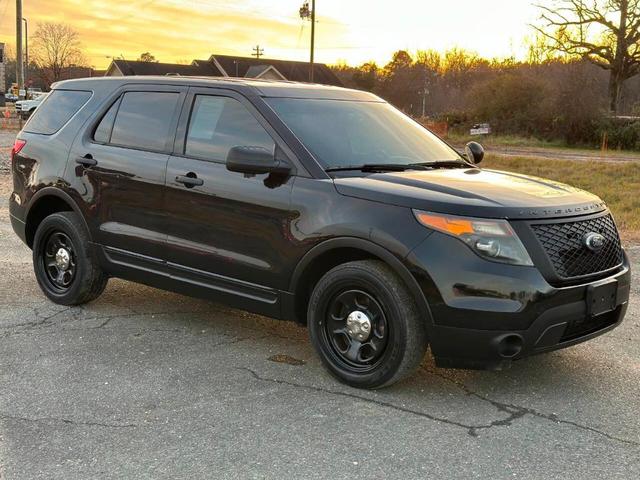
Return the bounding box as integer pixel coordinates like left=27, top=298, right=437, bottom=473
left=407, top=231, right=631, bottom=370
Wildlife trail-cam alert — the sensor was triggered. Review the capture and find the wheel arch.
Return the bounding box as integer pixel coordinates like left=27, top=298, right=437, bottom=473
left=25, top=188, right=89, bottom=248
left=288, top=237, right=433, bottom=327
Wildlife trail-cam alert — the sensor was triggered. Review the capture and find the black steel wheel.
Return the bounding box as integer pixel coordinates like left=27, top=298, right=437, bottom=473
left=323, top=289, right=389, bottom=372
left=41, top=231, right=77, bottom=292
left=33, top=212, right=108, bottom=305
left=308, top=260, right=428, bottom=389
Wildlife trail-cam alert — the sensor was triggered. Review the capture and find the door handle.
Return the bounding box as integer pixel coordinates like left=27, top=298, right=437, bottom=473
left=76, top=154, right=97, bottom=167
left=175, top=173, right=204, bottom=188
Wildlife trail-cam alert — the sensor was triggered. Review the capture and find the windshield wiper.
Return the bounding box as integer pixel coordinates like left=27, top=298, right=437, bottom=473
left=417, top=160, right=474, bottom=168
left=325, top=163, right=432, bottom=173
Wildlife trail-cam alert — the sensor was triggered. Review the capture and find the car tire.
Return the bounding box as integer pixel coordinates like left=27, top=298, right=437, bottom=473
left=308, top=260, right=428, bottom=389
left=33, top=212, right=108, bottom=305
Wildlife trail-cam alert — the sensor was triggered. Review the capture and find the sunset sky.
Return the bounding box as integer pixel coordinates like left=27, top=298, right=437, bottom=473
left=0, top=0, right=540, bottom=68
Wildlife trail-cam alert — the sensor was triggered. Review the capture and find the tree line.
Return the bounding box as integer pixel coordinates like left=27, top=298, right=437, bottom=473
left=3, top=1, right=639, bottom=149
left=331, top=0, right=640, bottom=149
left=331, top=49, right=640, bottom=148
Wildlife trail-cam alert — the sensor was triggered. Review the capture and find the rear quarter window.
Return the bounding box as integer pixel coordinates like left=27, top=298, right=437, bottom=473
left=24, top=89, right=92, bottom=135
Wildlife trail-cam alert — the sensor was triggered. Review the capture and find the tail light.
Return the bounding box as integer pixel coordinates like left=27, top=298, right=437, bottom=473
left=10, top=139, right=26, bottom=164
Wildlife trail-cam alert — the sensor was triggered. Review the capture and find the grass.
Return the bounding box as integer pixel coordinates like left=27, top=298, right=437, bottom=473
left=482, top=154, right=640, bottom=244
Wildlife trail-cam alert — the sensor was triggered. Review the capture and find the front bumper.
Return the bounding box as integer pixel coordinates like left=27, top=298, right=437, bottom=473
left=407, top=231, right=631, bottom=370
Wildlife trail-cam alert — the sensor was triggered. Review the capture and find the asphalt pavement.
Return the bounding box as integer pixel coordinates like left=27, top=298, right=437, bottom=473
left=0, top=174, right=639, bottom=479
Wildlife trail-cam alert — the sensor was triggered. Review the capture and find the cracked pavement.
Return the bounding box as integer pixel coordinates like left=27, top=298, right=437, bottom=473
left=0, top=175, right=639, bottom=479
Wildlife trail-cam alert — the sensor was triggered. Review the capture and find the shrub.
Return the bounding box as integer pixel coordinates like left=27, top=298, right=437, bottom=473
left=597, top=118, right=640, bottom=150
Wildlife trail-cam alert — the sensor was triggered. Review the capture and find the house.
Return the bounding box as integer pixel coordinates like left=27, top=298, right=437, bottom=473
left=105, top=54, right=342, bottom=86
left=105, top=60, right=221, bottom=77
left=196, top=54, right=342, bottom=85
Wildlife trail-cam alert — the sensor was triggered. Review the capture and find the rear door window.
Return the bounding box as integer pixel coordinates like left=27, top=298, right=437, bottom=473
left=110, top=91, right=180, bottom=152
left=24, top=90, right=92, bottom=135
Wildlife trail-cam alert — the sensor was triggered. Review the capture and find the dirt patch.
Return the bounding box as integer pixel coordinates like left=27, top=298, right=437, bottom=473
left=0, top=130, right=17, bottom=174
left=0, top=174, right=12, bottom=198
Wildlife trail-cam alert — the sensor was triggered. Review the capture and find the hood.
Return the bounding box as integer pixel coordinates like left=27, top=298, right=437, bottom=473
left=333, top=167, right=607, bottom=220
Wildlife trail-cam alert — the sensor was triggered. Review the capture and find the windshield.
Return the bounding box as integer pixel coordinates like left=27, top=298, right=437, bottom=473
left=265, top=98, right=461, bottom=169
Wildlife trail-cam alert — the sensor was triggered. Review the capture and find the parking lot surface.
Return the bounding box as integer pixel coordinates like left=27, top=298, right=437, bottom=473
left=0, top=173, right=639, bottom=479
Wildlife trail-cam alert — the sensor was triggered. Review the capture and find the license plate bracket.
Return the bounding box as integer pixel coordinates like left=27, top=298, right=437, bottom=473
left=586, top=279, right=618, bottom=317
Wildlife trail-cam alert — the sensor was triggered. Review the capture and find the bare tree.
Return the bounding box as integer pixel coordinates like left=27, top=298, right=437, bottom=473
left=535, top=0, right=640, bottom=113
left=525, top=32, right=558, bottom=64
left=32, top=22, right=86, bottom=86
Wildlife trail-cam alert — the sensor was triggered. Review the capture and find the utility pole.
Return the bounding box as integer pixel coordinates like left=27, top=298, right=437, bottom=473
left=420, top=70, right=428, bottom=118
left=16, top=0, right=24, bottom=99
left=299, top=0, right=316, bottom=82
left=310, top=0, right=315, bottom=82
left=23, top=17, right=28, bottom=91
left=0, top=43, right=6, bottom=105
left=251, top=45, right=264, bottom=59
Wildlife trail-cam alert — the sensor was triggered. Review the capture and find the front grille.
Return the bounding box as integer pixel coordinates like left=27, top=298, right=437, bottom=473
left=531, top=214, right=623, bottom=280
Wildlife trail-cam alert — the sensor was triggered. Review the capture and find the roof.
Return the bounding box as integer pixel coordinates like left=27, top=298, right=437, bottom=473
left=106, top=55, right=343, bottom=87
left=109, top=60, right=222, bottom=77
left=54, top=76, right=379, bottom=101
left=210, top=54, right=343, bottom=86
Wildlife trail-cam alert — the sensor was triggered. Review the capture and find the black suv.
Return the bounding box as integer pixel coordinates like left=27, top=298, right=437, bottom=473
left=9, top=77, right=630, bottom=388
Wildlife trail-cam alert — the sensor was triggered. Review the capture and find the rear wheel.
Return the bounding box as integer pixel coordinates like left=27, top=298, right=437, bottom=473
left=33, top=212, right=108, bottom=305
left=308, top=260, right=427, bottom=389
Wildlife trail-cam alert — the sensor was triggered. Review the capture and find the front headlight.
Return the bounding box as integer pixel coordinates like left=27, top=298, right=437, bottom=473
left=413, top=210, right=533, bottom=266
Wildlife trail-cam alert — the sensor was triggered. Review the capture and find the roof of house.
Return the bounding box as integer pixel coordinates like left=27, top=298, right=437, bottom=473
left=209, top=54, right=342, bottom=86
left=110, top=60, right=222, bottom=77
left=106, top=55, right=343, bottom=87
left=245, top=64, right=286, bottom=79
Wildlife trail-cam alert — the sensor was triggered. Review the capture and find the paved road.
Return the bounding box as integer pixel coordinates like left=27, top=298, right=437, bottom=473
left=1, top=176, right=639, bottom=479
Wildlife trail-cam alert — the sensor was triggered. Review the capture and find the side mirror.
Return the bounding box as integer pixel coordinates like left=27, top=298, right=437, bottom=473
left=465, top=141, right=484, bottom=164
left=226, top=146, right=292, bottom=175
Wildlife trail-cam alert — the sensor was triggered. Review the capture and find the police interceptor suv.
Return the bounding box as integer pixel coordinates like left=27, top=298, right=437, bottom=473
left=9, top=77, right=630, bottom=388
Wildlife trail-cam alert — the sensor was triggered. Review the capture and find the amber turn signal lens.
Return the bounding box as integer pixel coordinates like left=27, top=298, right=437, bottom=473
left=412, top=210, right=533, bottom=266
left=413, top=212, right=475, bottom=236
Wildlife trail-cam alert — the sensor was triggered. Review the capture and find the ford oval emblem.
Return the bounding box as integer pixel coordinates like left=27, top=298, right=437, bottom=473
left=583, top=232, right=605, bottom=252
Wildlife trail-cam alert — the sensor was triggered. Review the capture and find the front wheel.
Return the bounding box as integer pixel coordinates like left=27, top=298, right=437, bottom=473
left=308, top=260, right=428, bottom=389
